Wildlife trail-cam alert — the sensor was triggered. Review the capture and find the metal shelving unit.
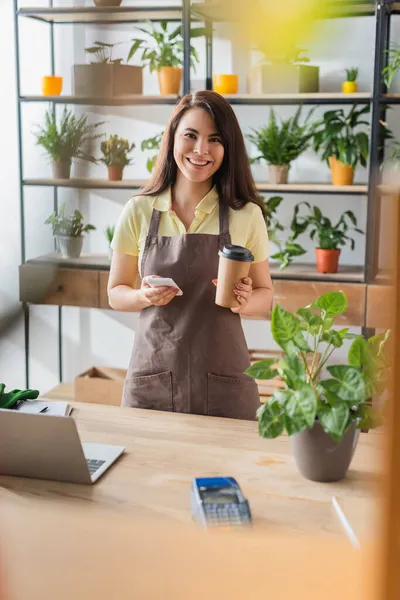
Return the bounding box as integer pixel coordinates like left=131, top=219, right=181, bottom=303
left=14, top=0, right=397, bottom=386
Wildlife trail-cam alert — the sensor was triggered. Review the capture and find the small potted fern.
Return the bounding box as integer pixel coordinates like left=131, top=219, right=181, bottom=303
left=45, top=203, right=96, bottom=259
left=34, top=107, right=104, bottom=179
left=247, top=106, right=316, bottom=184
left=342, top=67, right=358, bottom=94
left=99, top=134, right=135, bottom=181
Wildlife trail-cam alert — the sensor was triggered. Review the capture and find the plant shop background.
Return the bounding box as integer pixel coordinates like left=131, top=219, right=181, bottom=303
left=1, top=0, right=400, bottom=392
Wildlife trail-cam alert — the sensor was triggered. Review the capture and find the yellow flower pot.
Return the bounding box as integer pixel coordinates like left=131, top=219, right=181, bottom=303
left=42, top=75, right=63, bottom=96
left=157, top=67, right=182, bottom=95
left=342, top=81, right=358, bottom=94
left=329, top=156, right=355, bottom=186
left=213, top=74, right=239, bottom=94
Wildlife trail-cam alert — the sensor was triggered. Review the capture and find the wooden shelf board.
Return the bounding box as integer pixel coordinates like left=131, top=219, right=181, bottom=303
left=382, top=94, right=400, bottom=104
left=23, top=178, right=368, bottom=194
left=25, top=253, right=365, bottom=282
left=225, top=93, right=371, bottom=105
left=23, top=178, right=148, bottom=190
left=20, top=94, right=178, bottom=106
left=255, top=182, right=368, bottom=194
left=18, top=6, right=185, bottom=23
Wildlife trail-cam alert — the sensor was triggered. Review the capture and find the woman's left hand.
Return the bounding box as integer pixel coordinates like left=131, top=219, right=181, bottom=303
left=212, top=277, right=253, bottom=314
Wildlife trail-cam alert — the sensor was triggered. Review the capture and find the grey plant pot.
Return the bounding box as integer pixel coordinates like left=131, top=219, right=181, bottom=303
left=56, top=235, right=83, bottom=259
left=73, top=64, right=142, bottom=97
left=290, top=421, right=359, bottom=482
left=52, top=160, right=71, bottom=179
left=248, top=64, right=319, bottom=94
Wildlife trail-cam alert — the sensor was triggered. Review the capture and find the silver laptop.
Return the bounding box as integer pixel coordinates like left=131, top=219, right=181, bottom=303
left=0, top=409, right=125, bottom=484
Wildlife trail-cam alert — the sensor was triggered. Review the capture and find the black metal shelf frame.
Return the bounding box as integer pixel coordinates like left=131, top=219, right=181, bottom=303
left=14, top=0, right=398, bottom=386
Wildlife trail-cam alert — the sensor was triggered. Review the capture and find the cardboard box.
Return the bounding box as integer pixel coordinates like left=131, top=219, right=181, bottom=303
left=72, top=64, right=143, bottom=97
left=75, top=367, right=126, bottom=406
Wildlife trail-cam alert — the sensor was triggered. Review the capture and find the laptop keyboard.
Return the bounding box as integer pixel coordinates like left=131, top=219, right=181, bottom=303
left=86, top=458, right=106, bottom=475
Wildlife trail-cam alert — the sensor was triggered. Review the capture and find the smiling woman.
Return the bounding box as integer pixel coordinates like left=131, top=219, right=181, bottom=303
left=107, top=90, right=273, bottom=420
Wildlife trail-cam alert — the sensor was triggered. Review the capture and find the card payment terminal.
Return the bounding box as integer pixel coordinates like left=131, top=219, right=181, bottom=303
left=191, top=477, right=252, bottom=529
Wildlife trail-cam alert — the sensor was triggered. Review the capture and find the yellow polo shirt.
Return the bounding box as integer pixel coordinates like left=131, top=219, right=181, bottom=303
left=111, top=186, right=269, bottom=268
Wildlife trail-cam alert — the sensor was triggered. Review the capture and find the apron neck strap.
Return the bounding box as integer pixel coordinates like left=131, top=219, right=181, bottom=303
left=219, top=202, right=230, bottom=237
left=148, top=209, right=162, bottom=236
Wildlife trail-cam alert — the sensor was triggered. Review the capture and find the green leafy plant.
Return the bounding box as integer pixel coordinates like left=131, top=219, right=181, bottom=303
left=127, top=20, right=207, bottom=72
left=45, top=203, right=96, bottom=238
left=99, top=134, right=135, bottom=167
left=85, top=41, right=123, bottom=64
left=247, top=106, right=316, bottom=167
left=35, top=107, right=105, bottom=163
left=312, top=104, right=370, bottom=169
left=290, top=202, right=364, bottom=251
left=270, top=239, right=307, bottom=270
left=105, top=225, right=115, bottom=245
left=141, top=131, right=163, bottom=172
left=262, top=43, right=310, bottom=65
left=382, top=43, right=400, bottom=88
left=263, top=195, right=284, bottom=245
left=246, top=291, right=390, bottom=441
left=345, top=67, right=358, bottom=82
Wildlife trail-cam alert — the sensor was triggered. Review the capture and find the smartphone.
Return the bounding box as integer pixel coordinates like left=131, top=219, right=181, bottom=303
left=143, top=276, right=183, bottom=296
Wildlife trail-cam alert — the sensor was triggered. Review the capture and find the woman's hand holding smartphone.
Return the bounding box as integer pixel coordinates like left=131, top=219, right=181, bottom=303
left=140, top=275, right=182, bottom=307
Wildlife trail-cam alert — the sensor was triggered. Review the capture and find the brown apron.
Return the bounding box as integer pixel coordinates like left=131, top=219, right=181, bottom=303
left=122, top=201, right=260, bottom=420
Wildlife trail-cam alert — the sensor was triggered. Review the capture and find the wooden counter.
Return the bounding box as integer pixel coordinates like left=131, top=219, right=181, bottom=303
left=0, top=402, right=382, bottom=539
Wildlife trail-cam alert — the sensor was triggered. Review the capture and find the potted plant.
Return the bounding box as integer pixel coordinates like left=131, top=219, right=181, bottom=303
left=291, top=202, right=363, bottom=273
left=127, top=20, right=207, bottom=95
left=247, top=106, right=316, bottom=184
left=99, top=134, right=135, bottom=181
left=141, top=131, right=163, bottom=173
left=342, top=67, right=358, bottom=94
left=73, top=40, right=142, bottom=98
left=45, top=203, right=96, bottom=259
left=34, top=107, right=104, bottom=179
left=248, top=44, right=319, bottom=94
left=105, top=225, right=115, bottom=260
left=246, top=291, right=390, bottom=482
left=312, top=104, right=369, bottom=186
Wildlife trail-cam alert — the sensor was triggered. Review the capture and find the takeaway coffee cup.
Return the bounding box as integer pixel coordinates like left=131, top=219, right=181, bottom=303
left=215, top=244, right=254, bottom=309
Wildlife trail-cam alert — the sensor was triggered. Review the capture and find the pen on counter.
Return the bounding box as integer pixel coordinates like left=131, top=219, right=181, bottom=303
left=39, top=406, right=49, bottom=413
left=332, top=496, right=360, bottom=550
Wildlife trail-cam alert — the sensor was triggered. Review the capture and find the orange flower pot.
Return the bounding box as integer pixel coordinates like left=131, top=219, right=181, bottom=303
left=315, top=248, right=341, bottom=274
left=342, top=81, right=358, bottom=94
left=157, top=67, right=182, bottom=95
left=329, top=156, right=355, bottom=186
left=108, top=166, right=124, bottom=181
left=42, top=75, right=63, bottom=96
left=213, top=74, right=239, bottom=94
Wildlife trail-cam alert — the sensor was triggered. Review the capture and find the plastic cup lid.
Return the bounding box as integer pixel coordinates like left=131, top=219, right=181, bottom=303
left=218, top=244, right=254, bottom=262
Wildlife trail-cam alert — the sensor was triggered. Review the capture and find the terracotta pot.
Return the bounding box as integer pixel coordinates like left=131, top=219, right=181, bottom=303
left=342, top=81, right=358, bottom=94
left=315, top=248, right=341, bottom=274
left=107, top=166, right=124, bottom=181
left=213, top=74, right=239, bottom=94
left=42, top=75, right=63, bottom=96
left=329, top=156, right=355, bottom=186
left=55, top=235, right=83, bottom=259
left=52, top=160, right=71, bottom=179
left=268, top=164, right=289, bottom=184
left=291, top=421, right=359, bottom=482
left=157, top=67, right=182, bottom=95
left=93, top=0, right=122, bottom=6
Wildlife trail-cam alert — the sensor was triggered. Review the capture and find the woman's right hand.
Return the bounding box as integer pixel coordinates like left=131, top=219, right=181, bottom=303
left=139, top=275, right=179, bottom=307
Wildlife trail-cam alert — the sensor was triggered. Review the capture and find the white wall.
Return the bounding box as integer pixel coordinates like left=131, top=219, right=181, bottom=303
left=1, top=3, right=400, bottom=393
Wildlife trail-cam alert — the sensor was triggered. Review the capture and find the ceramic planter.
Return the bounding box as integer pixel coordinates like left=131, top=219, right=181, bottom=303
left=42, top=75, right=63, bottom=96
left=213, top=74, right=239, bottom=94
left=107, top=166, right=124, bottom=181
left=329, top=156, right=355, bottom=186
left=52, top=159, right=71, bottom=180
left=157, top=67, right=182, bottom=95
left=315, top=248, right=341, bottom=274
left=73, top=64, right=142, bottom=97
left=93, top=0, right=122, bottom=6
left=248, top=64, right=319, bottom=94
left=268, top=164, right=289, bottom=184
left=56, top=235, right=83, bottom=259
left=342, top=81, right=358, bottom=94
left=291, top=421, right=359, bottom=482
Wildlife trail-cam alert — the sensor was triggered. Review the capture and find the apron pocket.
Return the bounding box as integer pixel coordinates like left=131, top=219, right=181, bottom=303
left=122, top=371, right=173, bottom=411
left=207, top=373, right=260, bottom=421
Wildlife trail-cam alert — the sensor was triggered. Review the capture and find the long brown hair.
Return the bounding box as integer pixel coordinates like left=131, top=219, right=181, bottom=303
left=139, top=90, right=264, bottom=214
